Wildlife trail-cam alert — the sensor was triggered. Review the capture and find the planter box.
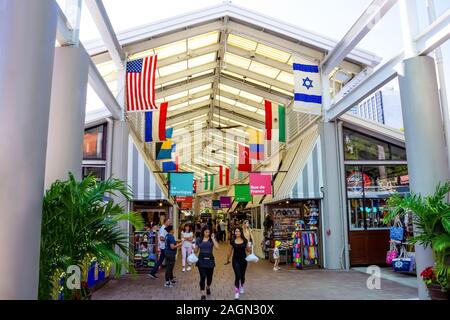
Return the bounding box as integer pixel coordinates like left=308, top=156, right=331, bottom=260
left=427, top=284, right=449, bottom=300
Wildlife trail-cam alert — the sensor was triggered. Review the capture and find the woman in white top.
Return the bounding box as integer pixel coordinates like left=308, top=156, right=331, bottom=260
left=181, top=224, right=194, bottom=272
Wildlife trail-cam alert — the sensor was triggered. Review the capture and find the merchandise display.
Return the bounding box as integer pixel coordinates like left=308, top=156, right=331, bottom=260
left=133, top=230, right=158, bottom=272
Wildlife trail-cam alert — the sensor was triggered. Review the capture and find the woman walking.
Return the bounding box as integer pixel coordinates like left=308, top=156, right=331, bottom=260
left=163, top=225, right=182, bottom=288
left=226, top=227, right=251, bottom=300
left=195, top=226, right=219, bottom=300
left=181, top=224, right=194, bottom=272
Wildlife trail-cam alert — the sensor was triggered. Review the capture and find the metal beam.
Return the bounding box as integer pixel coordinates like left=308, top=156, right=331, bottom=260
left=166, top=88, right=213, bottom=106
left=167, top=107, right=210, bottom=126
left=169, top=100, right=212, bottom=117
left=220, top=76, right=290, bottom=105
left=321, top=0, right=397, bottom=75
left=84, top=0, right=125, bottom=69
left=325, top=53, right=403, bottom=121
left=156, top=75, right=216, bottom=99
left=219, top=90, right=264, bottom=110
left=156, top=61, right=217, bottom=86
left=415, top=8, right=450, bottom=55
left=56, top=4, right=122, bottom=120
left=215, top=107, right=265, bottom=129
left=215, top=101, right=265, bottom=122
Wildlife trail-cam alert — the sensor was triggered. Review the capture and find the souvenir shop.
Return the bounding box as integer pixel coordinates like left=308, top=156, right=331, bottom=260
left=263, top=199, right=322, bottom=268
left=342, top=126, right=411, bottom=266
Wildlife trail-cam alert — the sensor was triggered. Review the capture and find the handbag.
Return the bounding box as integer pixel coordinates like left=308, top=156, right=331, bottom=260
left=389, top=216, right=404, bottom=241
left=187, top=253, right=199, bottom=264
left=386, top=242, right=398, bottom=265
left=392, top=246, right=412, bottom=272
left=245, top=244, right=259, bottom=263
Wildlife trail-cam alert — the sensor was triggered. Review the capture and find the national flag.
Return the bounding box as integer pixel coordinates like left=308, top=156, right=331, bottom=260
left=293, top=58, right=322, bottom=115
left=155, top=127, right=173, bottom=159
left=219, top=165, right=223, bottom=186
left=219, top=166, right=230, bottom=186
left=248, top=128, right=264, bottom=160
left=229, top=159, right=236, bottom=180
left=264, top=100, right=286, bottom=142
left=209, top=173, right=214, bottom=191
left=204, top=173, right=209, bottom=190
left=145, top=102, right=168, bottom=142
left=162, top=161, right=177, bottom=172
left=238, top=144, right=251, bottom=172
left=126, top=55, right=158, bottom=112
left=225, top=167, right=230, bottom=186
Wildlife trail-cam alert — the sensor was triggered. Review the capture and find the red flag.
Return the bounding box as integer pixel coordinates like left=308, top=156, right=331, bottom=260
left=219, top=166, right=224, bottom=185
left=238, top=144, right=251, bottom=172
left=126, top=55, right=158, bottom=112
left=175, top=155, right=179, bottom=172
left=265, top=100, right=273, bottom=141
left=225, top=167, right=230, bottom=186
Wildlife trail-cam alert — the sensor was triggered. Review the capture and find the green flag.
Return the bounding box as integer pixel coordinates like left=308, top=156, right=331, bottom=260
left=279, top=104, right=286, bottom=143
left=204, top=173, right=208, bottom=190
left=209, top=174, right=214, bottom=191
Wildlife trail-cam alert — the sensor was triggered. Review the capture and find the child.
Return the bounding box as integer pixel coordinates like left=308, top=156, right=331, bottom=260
left=273, top=241, right=281, bottom=271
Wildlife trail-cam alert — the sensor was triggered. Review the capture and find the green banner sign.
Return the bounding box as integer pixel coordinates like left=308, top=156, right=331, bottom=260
left=234, top=184, right=251, bottom=202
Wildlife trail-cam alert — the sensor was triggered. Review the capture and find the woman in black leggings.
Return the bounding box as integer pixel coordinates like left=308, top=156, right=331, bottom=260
left=195, top=226, right=219, bottom=300
left=226, top=226, right=250, bottom=300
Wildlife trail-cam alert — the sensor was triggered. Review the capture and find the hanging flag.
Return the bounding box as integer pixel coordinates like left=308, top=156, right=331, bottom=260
left=209, top=173, right=214, bottom=191
left=234, top=184, right=251, bottom=202
left=145, top=102, right=168, bottom=142
left=204, top=173, right=208, bottom=190
left=175, top=155, right=179, bottom=172
left=126, top=55, right=158, bottom=112
left=293, top=58, right=322, bottom=115
left=248, top=128, right=264, bottom=161
left=229, top=163, right=236, bottom=180
left=238, top=144, right=251, bottom=172
left=219, top=166, right=224, bottom=186
left=155, top=127, right=173, bottom=159
left=264, top=100, right=286, bottom=142
left=225, top=167, right=230, bottom=186
left=162, top=161, right=177, bottom=172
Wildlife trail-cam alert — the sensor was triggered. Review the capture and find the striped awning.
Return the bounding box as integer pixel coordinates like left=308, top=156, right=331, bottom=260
left=270, top=125, right=323, bottom=201
left=128, top=137, right=166, bottom=201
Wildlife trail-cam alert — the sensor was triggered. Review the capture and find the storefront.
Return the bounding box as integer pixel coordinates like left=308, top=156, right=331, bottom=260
left=342, top=126, right=409, bottom=266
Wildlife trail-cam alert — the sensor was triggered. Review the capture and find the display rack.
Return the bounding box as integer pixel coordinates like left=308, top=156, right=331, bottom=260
left=133, top=230, right=158, bottom=273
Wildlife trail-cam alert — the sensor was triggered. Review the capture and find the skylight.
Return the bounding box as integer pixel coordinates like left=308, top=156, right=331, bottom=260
left=188, top=31, right=220, bottom=50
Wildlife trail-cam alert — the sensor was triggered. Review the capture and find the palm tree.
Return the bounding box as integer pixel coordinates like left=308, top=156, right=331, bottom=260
left=39, top=173, right=143, bottom=300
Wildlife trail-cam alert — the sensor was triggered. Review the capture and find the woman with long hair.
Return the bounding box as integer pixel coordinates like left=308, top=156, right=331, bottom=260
left=226, top=226, right=251, bottom=300
left=180, top=223, right=194, bottom=272
left=242, top=220, right=254, bottom=245
left=195, top=226, right=219, bottom=300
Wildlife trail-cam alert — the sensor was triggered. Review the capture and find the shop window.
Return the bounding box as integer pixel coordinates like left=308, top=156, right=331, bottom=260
left=343, top=128, right=406, bottom=161
left=83, top=124, right=107, bottom=160
left=83, top=166, right=106, bottom=181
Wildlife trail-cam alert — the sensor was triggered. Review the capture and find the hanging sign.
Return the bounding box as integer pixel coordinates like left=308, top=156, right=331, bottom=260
left=212, top=200, right=221, bottom=210
left=176, top=196, right=193, bottom=202
left=234, top=184, right=251, bottom=202
left=249, top=173, right=272, bottom=195
left=169, top=173, right=194, bottom=196
left=220, top=196, right=232, bottom=208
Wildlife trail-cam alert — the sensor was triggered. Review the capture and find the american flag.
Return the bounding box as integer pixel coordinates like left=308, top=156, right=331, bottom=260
left=126, top=55, right=158, bottom=112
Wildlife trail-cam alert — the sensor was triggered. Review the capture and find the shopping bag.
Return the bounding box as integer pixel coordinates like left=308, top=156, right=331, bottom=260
left=187, top=253, right=199, bottom=264
left=386, top=243, right=398, bottom=265
left=392, top=247, right=411, bottom=272
left=389, top=216, right=404, bottom=241
left=245, top=244, right=259, bottom=263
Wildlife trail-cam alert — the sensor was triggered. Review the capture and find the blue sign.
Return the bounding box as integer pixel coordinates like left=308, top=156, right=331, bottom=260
left=169, top=173, right=194, bottom=196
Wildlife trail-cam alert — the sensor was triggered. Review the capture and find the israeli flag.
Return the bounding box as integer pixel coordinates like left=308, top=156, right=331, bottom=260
left=293, top=57, right=322, bottom=115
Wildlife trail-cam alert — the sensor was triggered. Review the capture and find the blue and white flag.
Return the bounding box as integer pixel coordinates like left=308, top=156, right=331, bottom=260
left=293, top=58, right=322, bottom=115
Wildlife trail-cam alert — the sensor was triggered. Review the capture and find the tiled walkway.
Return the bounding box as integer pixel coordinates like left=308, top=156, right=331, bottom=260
left=92, top=243, right=418, bottom=300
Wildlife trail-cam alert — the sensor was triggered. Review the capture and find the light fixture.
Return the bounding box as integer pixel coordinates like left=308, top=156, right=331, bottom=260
left=286, top=200, right=290, bottom=204
left=159, top=202, right=163, bottom=207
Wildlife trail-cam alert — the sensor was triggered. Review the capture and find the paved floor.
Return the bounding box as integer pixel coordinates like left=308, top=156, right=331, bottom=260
left=93, top=243, right=418, bottom=300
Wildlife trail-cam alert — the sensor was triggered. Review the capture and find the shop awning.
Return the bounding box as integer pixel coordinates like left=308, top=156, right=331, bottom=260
left=270, top=124, right=323, bottom=201
left=128, top=137, right=167, bottom=201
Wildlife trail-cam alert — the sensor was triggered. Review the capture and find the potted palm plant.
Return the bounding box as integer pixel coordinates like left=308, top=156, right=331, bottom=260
left=384, top=182, right=450, bottom=300
left=39, top=173, right=143, bottom=300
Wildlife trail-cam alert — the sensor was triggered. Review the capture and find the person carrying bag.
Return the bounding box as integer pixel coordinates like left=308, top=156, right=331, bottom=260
left=195, top=226, right=219, bottom=300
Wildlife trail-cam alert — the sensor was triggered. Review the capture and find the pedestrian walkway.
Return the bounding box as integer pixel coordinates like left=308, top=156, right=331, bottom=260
left=92, top=244, right=418, bottom=300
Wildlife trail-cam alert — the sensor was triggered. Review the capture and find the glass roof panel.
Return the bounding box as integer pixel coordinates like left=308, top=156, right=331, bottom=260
left=256, top=109, right=266, bottom=116
left=239, top=90, right=264, bottom=103
left=188, top=52, right=217, bottom=68
left=245, top=77, right=271, bottom=89
left=224, top=52, right=251, bottom=69
left=154, top=40, right=187, bottom=59
left=216, top=95, right=237, bottom=106
left=128, top=49, right=155, bottom=61
left=248, top=61, right=280, bottom=79
left=189, top=83, right=212, bottom=95
left=158, top=61, right=188, bottom=77
left=189, top=95, right=211, bottom=105
left=227, top=34, right=257, bottom=52
left=188, top=31, right=220, bottom=50
left=219, top=83, right=240, bottom=96
left=170, top=102, right=189, bottom=111
left=96, top=60, right=116, bottom=77
left=255, top=43, right=291, bottom=63
left=190, top=69, right=215, bottom=78
left=164, top=90, right=188, bottom=101
left=277, top=71, right=294, bottom=85
left=270, top=86, right=294, bottom=97
left=161, top=77, right=188, bottom=87
left=222, top=70, right=245, bottom=80
left=235, top=101, right=258, bottom=113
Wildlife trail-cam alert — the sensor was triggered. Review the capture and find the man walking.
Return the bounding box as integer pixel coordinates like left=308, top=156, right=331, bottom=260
left=149, top=218, right=171, bottom=279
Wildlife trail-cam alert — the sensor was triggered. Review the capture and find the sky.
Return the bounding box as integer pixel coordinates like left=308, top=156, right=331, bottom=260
left=63, top=0, right=450, bottom=124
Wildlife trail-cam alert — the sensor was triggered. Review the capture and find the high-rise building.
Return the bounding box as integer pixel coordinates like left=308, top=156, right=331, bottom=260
left=349, top=88, right=403, bottom=130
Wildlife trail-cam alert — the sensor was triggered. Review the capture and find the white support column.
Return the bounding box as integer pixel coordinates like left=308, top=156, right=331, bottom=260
left=398, top=56, right=449, bottom=300
left=0, top=0, right=57, bottom=299
left=45, top=47, right=89, bottom=188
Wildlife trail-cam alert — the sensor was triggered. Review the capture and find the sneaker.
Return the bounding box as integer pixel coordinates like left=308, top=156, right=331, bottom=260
left=164, top=282, right=174, bottom=288
left=170, top=279, right=177, bottom=284
left=182, top=267, right=186, bottom=272
left=277, top=267, right=281, bottom=270
left=234, top=292, right=240, bottom=300
left=206, top=288, right=211, bottom=295
left=201, top=295, right=206, bottom=300
left=148, top=274, right=158, bottom=279
left=187, top=266, right=191, bottom=271
left=273, top=267, right=278, bottom=271
left=239, top=286, right=244, bottom=294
